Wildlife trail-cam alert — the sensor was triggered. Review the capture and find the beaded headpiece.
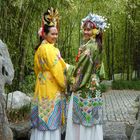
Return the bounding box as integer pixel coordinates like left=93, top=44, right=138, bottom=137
left=81, top=13, right=110, bottom=31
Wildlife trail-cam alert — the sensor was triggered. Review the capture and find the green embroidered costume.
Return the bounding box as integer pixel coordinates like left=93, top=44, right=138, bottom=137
left=69, top=38, right=105, bottom=126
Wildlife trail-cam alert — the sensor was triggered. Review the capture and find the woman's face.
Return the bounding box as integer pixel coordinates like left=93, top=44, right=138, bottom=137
left=45, top=27, right=58, bottom=44
left=83, top=27, right=93, bottom=41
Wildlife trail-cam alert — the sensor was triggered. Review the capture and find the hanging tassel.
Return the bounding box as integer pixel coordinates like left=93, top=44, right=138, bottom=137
left=41, top=17, right=44, bottom=37
left=75, top=50, right=81, bottom=62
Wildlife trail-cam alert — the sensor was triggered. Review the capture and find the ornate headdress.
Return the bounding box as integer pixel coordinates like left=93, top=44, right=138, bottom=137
left=43, top=7, right=59, bottom=27
left=81, top=13, right=110, bottom=32
left=39, top=7, right=59, bottom=37
left=75, top=13, right=109, bottom=61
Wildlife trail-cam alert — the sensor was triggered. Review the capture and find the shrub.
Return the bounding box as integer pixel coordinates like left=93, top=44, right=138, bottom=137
left=112, top=80, right=140, bottom=90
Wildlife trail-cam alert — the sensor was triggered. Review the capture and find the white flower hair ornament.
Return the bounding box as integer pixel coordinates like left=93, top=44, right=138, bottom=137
left=81, top=13, right=110, bottom=32
left=38, top=27, right=43, bottom=37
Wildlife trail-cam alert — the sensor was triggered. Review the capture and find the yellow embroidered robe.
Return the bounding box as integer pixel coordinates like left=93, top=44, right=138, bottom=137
left=31, top=41, right=66, bottom=130
left=34, top=42, right=66, bottom=100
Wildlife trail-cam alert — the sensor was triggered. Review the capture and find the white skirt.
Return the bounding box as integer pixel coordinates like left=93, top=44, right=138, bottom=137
left=30, top=128, right=61, bottom=140
left=65, top=93, right=103, bottom=140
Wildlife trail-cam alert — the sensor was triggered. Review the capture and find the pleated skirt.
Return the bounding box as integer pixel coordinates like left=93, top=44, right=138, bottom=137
left=65, top=93, right=103, bottom=140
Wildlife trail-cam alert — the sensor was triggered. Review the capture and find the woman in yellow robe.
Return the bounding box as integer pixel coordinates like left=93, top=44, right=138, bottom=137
left=30, top=9, right=66, bottom=140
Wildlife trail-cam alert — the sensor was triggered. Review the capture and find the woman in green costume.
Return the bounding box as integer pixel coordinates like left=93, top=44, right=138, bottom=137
left=65, top=13, right=108, bottom=140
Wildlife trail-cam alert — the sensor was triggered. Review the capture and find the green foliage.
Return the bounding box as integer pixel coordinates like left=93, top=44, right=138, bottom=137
left=100, top=84, right=109, bottom=93
left=112, top=80, right=140, bottom=90
left=7, top=104, right=31, bottom=122
left=0, top=0, right=140, bottom=94
left=19, top=73, right=36, bottom=95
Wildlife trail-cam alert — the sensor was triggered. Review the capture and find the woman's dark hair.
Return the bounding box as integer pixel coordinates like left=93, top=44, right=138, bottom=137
left=96, top=32, right=103, bottom=53
left=35, top=8, right=55, bottom=51
left=44, top=24, right=54, bottom=35
left=35, top=24, right=54, bottom=51
left=35, top=36, right=43, bottom=51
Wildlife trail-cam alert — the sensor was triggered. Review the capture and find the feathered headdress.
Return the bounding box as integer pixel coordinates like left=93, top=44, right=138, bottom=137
left=39, top=7, right=59, bottom=37
left=43, top=7, right=59, bottom=27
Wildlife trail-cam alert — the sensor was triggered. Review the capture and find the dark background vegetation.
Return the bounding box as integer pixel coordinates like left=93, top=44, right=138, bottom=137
left=0, top=0, right=140, bottom=93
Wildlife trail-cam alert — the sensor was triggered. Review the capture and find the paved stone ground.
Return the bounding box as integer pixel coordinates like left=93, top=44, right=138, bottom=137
left=102, top=90, right=140, bottom=140
left=11, top=90, right=140, bottom=140
left=102, top=90, right=140, bottom=125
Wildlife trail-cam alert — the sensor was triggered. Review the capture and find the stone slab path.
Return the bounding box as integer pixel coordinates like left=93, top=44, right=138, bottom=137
left=102, top=90, right=140, bottom=140
left=102, top=90, right=140, bottom=125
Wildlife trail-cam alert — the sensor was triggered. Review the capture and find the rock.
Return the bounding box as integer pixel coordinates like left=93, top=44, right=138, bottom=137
left=101, top=80, right=113, bottom=87
left=130, top=123, right=140, bottom=140
left=10, top=121, right=30, bottom=140
left=6, top=91, right=31, bottom=109
left=128, top=108, right=139, bottom=115
left=125, top=123, right=134, bottom=139
left=130, top=95, right=140, bottom=140
left=0, top=40, right=14, bottom=88
left=0, top=94, right=13, bottom=140
left=0, top=39, right=14, bottom=140
left=5, top=91, right=31, bottom=139
left=103, top=122, right=128, bottom=140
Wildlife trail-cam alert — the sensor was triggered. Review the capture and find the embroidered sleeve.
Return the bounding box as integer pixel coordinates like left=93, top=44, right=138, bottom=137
left=99, top=62, right=105, bottom=79
left=73, top=43, right=99, bottom=91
